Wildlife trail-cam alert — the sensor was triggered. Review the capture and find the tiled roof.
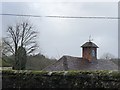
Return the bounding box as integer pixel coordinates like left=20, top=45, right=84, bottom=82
left=81, top=41, right=99, bottom=48
left=43, top=55, right=118, bottom=71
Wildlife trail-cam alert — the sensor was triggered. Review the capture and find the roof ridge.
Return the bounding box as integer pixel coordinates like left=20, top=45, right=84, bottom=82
left=62, top=55, right=82, bottom=59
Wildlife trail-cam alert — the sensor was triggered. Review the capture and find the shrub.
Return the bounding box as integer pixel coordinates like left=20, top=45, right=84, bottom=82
left=2, top=70, right=120, bottom=88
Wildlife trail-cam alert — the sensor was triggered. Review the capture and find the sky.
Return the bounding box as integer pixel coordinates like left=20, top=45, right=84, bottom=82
left=1, top=1, right=118, bottom=59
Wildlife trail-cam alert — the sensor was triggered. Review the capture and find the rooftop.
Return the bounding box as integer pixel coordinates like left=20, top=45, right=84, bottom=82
left=43, top=55, right=118, bottom=71
left=81, top=41, right=99, bottom=48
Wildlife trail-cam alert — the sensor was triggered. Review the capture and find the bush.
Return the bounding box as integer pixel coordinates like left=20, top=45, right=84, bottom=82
left=13, top=46, right=27, bottom=70
left=2, top=70, right=120, bottom=88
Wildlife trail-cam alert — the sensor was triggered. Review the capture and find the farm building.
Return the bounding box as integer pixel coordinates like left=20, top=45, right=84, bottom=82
left=43, top=41, right=118, bottom=71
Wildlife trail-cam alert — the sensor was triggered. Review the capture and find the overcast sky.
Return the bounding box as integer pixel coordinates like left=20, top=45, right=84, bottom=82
left=1, top=2, right=118, bottom=59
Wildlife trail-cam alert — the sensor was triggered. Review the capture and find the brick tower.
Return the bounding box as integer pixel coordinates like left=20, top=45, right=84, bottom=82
left=81, top=40, right=98, bottom=62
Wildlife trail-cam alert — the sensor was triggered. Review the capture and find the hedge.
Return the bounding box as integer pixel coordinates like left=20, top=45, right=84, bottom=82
left=2, top=70, right=120, bottom=88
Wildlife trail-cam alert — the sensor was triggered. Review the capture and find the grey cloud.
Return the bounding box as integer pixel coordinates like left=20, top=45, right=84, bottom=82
left=2, top=2, right=118, bottom=59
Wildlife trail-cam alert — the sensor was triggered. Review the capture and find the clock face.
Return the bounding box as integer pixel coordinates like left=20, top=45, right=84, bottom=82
left=92, top=50, right=95, bottom=57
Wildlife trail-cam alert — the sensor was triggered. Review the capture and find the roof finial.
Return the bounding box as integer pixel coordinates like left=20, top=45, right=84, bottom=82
left=89, top=35, right=93, bottom=42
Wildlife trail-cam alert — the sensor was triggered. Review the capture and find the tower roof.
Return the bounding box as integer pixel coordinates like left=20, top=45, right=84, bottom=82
left=81, top=41, right=98, bottom=48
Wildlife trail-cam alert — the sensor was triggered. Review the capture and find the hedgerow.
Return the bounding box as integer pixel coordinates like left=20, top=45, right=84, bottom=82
left=2, top=70, right=120, bottom=88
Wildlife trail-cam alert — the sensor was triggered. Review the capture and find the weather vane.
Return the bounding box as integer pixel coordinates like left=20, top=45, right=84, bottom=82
left=89, top=35, right=93, bottom=42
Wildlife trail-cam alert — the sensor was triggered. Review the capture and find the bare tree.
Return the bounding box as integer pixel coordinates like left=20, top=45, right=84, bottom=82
left=3, top=20, right=38, bottom=69
left=100, top=53, right=115, bottom=60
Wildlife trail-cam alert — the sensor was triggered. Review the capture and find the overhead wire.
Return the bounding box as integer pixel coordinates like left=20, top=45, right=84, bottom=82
left=0, top=13, right=119, bottom=19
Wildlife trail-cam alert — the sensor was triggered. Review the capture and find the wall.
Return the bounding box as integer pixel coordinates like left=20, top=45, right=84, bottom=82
left=83, top=47, right=97, bottom=61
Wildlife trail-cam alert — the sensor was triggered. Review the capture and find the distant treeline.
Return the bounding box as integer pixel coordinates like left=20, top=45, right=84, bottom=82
left=1, top=53, right=57, bottom=70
